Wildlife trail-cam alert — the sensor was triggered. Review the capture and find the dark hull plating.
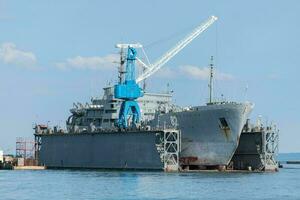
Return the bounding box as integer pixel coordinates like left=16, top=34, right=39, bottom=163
left=37, top=131, right=163, bottom=170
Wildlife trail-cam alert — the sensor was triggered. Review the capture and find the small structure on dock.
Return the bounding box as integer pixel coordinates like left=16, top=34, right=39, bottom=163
left=15, top=137, right=38, bottom=167
left=155, top=129, right=181, bottom=172
left=230, top=118, right=279, bottom=171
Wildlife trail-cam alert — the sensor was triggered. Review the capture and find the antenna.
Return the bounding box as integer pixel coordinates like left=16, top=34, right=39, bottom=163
left=117, top=47, right=126, bottom=84
left=208, top=56, right=214, bottom=104
left=142, top=66, right=146, bottom=91
left=244, top=83, right=249, bottom=101
left=141, top=47, right=151, bottom=92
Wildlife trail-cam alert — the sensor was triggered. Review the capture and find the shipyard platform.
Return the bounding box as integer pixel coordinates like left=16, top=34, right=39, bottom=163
left=34, top=118, right=279, bottom=172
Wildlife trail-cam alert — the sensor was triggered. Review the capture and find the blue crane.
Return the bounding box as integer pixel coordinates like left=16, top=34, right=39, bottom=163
left=114, top=46, right=143, bottom=128
left=114, top=16, right=218, bottom=128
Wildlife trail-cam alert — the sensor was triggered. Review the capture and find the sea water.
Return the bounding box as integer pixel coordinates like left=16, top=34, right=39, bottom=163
left=0, top=153, right=299, bottom=200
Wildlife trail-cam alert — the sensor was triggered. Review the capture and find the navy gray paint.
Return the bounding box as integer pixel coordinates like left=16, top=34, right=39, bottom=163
left=153, top=102, right=253, bottom=166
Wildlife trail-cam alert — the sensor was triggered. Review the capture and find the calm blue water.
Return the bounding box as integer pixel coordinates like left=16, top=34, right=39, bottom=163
left=0, top=154, right=299, bottom=200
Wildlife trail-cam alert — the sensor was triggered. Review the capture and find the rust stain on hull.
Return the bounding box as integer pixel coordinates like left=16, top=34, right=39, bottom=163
left=180, top=157, right=198, bottom=165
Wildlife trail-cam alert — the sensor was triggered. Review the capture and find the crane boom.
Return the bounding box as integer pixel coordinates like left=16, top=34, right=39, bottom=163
left=136, top=15, right=218, bottom=83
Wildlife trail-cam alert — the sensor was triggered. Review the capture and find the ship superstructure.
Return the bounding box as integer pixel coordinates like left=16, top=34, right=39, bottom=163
left=66, top=87, right=172, bottom=132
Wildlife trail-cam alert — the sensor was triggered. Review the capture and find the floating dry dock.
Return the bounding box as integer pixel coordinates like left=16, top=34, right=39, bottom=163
left=34, top=119, right=279, bottom=172
left=35, top=128, right=181, bottom=172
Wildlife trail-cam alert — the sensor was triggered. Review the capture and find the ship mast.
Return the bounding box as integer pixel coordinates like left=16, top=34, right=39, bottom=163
left=118, top=47, right=126, bottom=84
left=208, top=56, right=214, bottom=104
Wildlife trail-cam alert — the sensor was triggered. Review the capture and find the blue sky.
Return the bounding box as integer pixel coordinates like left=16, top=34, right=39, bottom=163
left=0, top=0, right=299, bottom=153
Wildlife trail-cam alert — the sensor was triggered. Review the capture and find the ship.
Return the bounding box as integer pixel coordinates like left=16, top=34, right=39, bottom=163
left=153, top=102, right=253, bottom=167
left=34, top=16, right=253, bottom=170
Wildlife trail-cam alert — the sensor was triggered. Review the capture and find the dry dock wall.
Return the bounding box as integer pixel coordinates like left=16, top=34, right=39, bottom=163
left=231, top=131, right=278, bottom=171
left=37, top=131, right=164, bottom=170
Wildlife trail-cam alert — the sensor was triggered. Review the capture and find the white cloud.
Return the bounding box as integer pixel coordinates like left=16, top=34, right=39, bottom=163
left=56, top=54, right=118, bottom=70
left=153, top=67, right=178, bottom=79
left=0, top=42, right=37, bottom=68
left=144, top=65, right=233, bottom=81
left=179, top=65, right=210, bottom=80
left=179, top=65, right=234, bottom=81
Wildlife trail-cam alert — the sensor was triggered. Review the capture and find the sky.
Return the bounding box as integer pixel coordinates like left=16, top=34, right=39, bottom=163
left=0, top=0, right=299, bottom=153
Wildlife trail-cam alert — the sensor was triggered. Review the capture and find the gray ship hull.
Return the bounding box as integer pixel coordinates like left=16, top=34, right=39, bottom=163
left=37, top=131, right=163, bottom=170
left=158, top=102, right=253, bottom=166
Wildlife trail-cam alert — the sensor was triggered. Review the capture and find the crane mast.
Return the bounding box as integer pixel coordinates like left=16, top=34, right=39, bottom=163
left=136, top=15, right=218, bottom=83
